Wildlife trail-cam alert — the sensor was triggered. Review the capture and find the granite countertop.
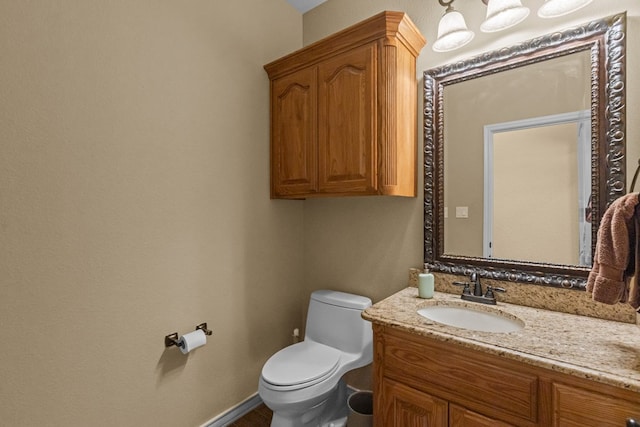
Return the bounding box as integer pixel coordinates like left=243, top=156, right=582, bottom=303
left=363, top=287, right=640, bottom=393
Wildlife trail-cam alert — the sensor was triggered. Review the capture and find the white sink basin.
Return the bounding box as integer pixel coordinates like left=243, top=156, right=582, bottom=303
left=417, top=305, right=524, bottom=333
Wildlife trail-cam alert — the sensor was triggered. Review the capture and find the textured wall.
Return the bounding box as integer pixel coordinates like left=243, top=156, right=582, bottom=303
left=0, top=1, right=304, bottom=425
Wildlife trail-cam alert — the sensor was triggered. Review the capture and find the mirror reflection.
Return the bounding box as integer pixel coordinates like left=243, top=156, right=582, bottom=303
left=486, top=118, right=592, bottom=267
left=443, top=51, right=592, bottom=267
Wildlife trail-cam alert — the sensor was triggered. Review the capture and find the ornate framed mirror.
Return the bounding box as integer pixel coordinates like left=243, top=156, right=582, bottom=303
left=424, top=14, right=626, bottom=289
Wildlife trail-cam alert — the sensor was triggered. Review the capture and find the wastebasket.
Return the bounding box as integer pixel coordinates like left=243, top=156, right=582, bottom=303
left=347, top=390, right=373, bottom=427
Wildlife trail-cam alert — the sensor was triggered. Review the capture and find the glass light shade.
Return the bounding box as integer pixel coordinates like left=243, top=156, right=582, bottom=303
left=432, top=10, right=475, bottom=52
left=480, top=0, right=530, bottom=33
left=538, top=0, right=593, bottom=18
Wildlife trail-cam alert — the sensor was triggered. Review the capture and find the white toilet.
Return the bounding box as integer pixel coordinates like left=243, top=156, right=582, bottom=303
left=258, top=290, right=373, bottom=427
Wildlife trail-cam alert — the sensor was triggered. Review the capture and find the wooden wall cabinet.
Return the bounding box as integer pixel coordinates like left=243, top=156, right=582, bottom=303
left=373, top=325, right=640, bottom=427
left=264, top=12, right=425, bottom=199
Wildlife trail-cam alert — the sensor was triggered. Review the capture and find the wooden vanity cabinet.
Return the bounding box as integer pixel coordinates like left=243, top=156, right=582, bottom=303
left=381, top=378, right=448, bottom=426
left=264, top=12, right=425, bottom=199
left=449, top=404, right=515, bottom=427
left=381, top=378, right=511, bottom=427
left=373, top=324, right=640, bottom=427
left=551, top=382, right=640, bottom=426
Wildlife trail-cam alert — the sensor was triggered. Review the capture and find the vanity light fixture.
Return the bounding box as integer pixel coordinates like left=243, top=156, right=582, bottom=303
left=433, top=0, right=593, bottom=52
left=480, top=0, right=530, bottom=33
left=432, top=0, right=475, bottom=52
left=537, top=0, right=594, bottom=18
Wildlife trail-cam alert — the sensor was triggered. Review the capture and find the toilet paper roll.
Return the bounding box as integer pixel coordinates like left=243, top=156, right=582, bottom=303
left=178, top=329, right=207, bottom=354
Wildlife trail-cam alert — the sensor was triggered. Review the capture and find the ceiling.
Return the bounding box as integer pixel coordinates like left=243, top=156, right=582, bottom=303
left=286, top=0, right=327, bottom=13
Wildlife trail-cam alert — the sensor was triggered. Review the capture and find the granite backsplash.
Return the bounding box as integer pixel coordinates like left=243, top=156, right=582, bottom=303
left=408, top=268, right=637, bottom=324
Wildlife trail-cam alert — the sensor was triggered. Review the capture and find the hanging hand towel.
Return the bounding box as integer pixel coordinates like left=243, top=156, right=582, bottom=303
left=628, top=204, right=640, bottom=309
left=586, top=192, right=640, bottom=306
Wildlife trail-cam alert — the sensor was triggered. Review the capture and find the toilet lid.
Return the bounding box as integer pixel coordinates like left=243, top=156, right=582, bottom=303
left=261, top=341, right=341, bottom=387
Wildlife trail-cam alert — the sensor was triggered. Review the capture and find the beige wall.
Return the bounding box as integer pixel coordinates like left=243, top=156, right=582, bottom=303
left=302, top=0, right=640, bottom=366
left=2, top=0, right=639, bottom=425
left=0, top=1, right=305, bottom=426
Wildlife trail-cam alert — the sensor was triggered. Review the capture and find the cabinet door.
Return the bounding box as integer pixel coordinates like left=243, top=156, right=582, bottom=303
left=450, top=404, right=515, bottom=427
left=380, top=378, right=447, bottom=427
left=552, top=382, right=640, bottom=427
left=317, top=43, right=376, bottom=194
left=270, top=67, right=317, bottom=198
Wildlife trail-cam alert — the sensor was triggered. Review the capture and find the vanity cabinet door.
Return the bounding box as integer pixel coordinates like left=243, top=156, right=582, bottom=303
left=380, top=378, right=448, bottom=427
left=450, top=404, right=515, bottom=427
left=552, top=382, right=640, bottom=426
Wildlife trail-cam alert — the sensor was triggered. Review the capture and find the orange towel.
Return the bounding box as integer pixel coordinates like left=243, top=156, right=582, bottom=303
left=586, top=192, right=640, bottom=308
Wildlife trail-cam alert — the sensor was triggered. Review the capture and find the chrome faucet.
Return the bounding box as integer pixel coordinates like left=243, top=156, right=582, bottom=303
left=453, top=273, right=505, bottom=305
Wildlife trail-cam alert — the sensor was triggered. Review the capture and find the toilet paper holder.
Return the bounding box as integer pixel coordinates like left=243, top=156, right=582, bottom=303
left=165, top=323, right=213, bottom=349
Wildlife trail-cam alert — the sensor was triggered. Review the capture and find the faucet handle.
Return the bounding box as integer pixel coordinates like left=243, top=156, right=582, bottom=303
left=452, top=281, right=472, bottom=295
left=484, top=286, right=506, bottom=299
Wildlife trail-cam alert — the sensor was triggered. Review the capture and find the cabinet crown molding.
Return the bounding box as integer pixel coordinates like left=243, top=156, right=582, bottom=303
left=264, top=11, right=425, bottom=79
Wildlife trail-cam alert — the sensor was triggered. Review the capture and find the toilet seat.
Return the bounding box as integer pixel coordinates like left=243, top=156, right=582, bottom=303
left=261, top=341, right=341, bottom=390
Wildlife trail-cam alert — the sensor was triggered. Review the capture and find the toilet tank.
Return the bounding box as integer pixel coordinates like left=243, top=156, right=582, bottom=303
left=305, top=290, right=372, bottom=355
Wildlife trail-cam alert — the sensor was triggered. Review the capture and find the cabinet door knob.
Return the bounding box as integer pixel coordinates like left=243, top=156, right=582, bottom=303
left=627, top=418, right=639, bottom=427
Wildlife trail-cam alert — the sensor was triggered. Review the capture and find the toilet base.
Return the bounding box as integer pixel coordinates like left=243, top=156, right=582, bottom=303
left=269, top=380, right=349, bottom=427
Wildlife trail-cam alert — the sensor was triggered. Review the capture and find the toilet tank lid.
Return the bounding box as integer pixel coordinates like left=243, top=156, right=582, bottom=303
left=310, top=290, right=372, bottom=310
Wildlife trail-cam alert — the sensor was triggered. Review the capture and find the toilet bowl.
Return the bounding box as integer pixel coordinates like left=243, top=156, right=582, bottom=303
left=258, top=290, right=373, bottom=427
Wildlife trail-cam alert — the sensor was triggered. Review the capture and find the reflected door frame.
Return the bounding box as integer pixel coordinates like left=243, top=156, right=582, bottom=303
left=483, top=110, right=591, bottom=260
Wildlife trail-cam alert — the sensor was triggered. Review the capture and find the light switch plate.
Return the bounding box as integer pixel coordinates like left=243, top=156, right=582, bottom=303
left=455, top=206, right=469, bottom=218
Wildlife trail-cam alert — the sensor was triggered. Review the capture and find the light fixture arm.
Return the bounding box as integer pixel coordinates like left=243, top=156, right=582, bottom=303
left=438, top=0, right=490, bottom=10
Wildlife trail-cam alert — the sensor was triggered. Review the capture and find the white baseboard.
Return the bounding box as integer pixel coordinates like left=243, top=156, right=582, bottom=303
left=201, top=393, right=264, bottom=427
left=202, top=386, right=361, bottom=427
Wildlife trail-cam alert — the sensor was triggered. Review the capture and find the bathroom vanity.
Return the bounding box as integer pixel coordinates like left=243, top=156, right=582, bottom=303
left=363, top=288, right=640, bottom=426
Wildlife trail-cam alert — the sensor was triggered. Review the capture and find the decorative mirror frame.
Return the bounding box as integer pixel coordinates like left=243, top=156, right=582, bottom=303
left=424, top=14, right=626, bottom=289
